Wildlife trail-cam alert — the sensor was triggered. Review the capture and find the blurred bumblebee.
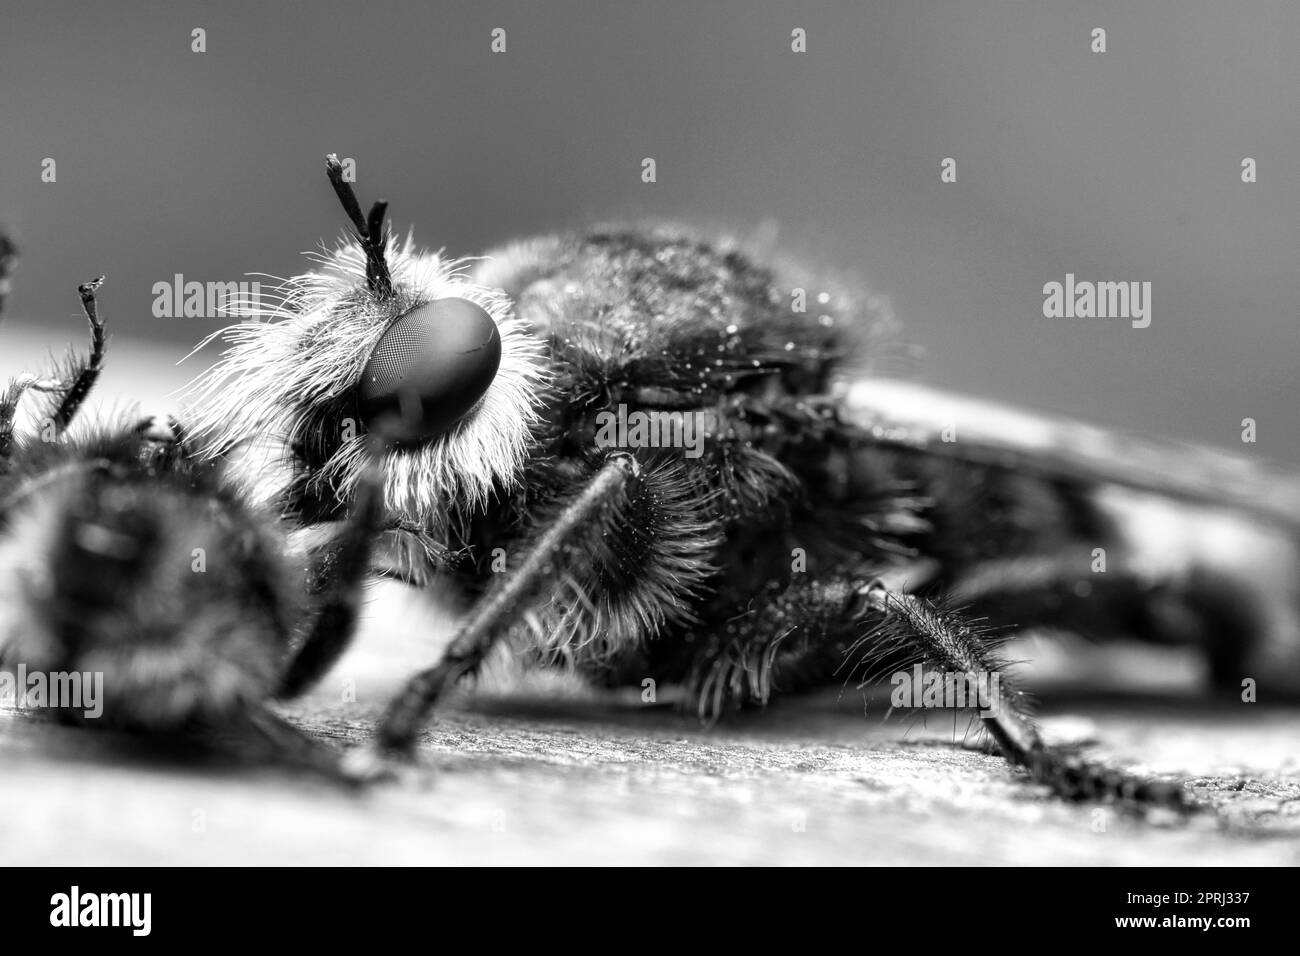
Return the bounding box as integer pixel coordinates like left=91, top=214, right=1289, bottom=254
left=172, top=155, right=1295, bottom=812
left=0, top=264, right=392, bottom=779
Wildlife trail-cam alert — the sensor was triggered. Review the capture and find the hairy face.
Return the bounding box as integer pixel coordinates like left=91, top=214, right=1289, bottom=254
left=187, top=237, right=546, bottom=533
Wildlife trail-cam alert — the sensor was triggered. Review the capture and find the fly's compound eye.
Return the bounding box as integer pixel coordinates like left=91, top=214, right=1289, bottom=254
left=358, top=298, right=502, bottom=444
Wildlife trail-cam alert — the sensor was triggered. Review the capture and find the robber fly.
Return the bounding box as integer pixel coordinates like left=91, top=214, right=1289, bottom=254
left=186, top=156, right=1300, bottom=814
left=0, top=252, right=395, bottom=780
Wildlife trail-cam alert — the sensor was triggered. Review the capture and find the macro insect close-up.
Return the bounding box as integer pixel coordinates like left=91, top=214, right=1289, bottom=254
left=0, top=2, right=1296, bottom=877
left=184, top=155, right=1271, bottom=818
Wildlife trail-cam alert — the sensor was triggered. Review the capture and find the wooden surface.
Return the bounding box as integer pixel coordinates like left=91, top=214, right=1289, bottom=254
left=2, top=691, right=1298, bottom=866
left=1, top=579, right=1297, bottom=866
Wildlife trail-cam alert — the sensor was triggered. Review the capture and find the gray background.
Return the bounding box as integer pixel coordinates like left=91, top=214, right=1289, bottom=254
left=1, top=0, right=1296, bottom=459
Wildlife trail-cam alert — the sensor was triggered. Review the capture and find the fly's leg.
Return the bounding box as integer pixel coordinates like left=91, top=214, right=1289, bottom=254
left=682, top=563, right=1195, bottom=814
left=227, top=705, right=373, bottom=786
left=857, top=576, right=1191, bottom=811
left=374, top=453, right=640, bottom=753
left=227, top=423, right=403, bottom=783
left=277, top=425, right=394, bottom=699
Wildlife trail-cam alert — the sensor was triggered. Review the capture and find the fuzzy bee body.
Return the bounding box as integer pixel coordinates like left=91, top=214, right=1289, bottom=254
left=0, top=424, right=295, bottom=728
left=0, top=267, right=394, bottom=778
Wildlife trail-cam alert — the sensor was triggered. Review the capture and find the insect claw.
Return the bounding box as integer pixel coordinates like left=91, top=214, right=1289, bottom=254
left=77, top=274, right=105, bottom=300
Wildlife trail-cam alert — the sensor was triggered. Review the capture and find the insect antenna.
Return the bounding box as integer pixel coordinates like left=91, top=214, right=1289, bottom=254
left=47, top=275, right=108, bottom=433
left=2, top=273, right=103, bottom=460
left=325, top=153, right=394, bottom=299
left=375, top=453, right=642, bottom=753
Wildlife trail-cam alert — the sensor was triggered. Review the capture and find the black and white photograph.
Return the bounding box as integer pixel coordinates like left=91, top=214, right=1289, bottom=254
left=0, top=0, right=1296, bottom=899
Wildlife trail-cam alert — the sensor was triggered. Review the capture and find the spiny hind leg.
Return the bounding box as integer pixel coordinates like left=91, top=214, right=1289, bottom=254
left=679, top=564, right=1195, bottom=814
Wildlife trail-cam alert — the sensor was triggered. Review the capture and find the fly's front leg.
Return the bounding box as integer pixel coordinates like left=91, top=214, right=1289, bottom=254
left=375, top=453, right=641, bottom=754
left=278, top=422, right=398, bottom=699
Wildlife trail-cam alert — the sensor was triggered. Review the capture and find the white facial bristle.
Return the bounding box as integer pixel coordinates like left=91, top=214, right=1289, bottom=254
left=186, top=235, right=547, bottom=531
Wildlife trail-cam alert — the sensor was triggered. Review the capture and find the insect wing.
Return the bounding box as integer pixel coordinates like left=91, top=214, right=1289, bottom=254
left=841, top=378, right=1300, bottom=532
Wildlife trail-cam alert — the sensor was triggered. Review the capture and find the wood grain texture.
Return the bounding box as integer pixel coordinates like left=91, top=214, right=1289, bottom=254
left=1, top=664, right=1296, bottom=865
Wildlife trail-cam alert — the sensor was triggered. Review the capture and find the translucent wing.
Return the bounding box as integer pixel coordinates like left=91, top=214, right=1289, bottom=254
left=842, top=379, right=1300, bottom=533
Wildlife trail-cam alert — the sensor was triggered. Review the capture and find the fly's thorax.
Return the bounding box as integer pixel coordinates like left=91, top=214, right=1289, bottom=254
left=475, top=227, right=888, bottom=414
